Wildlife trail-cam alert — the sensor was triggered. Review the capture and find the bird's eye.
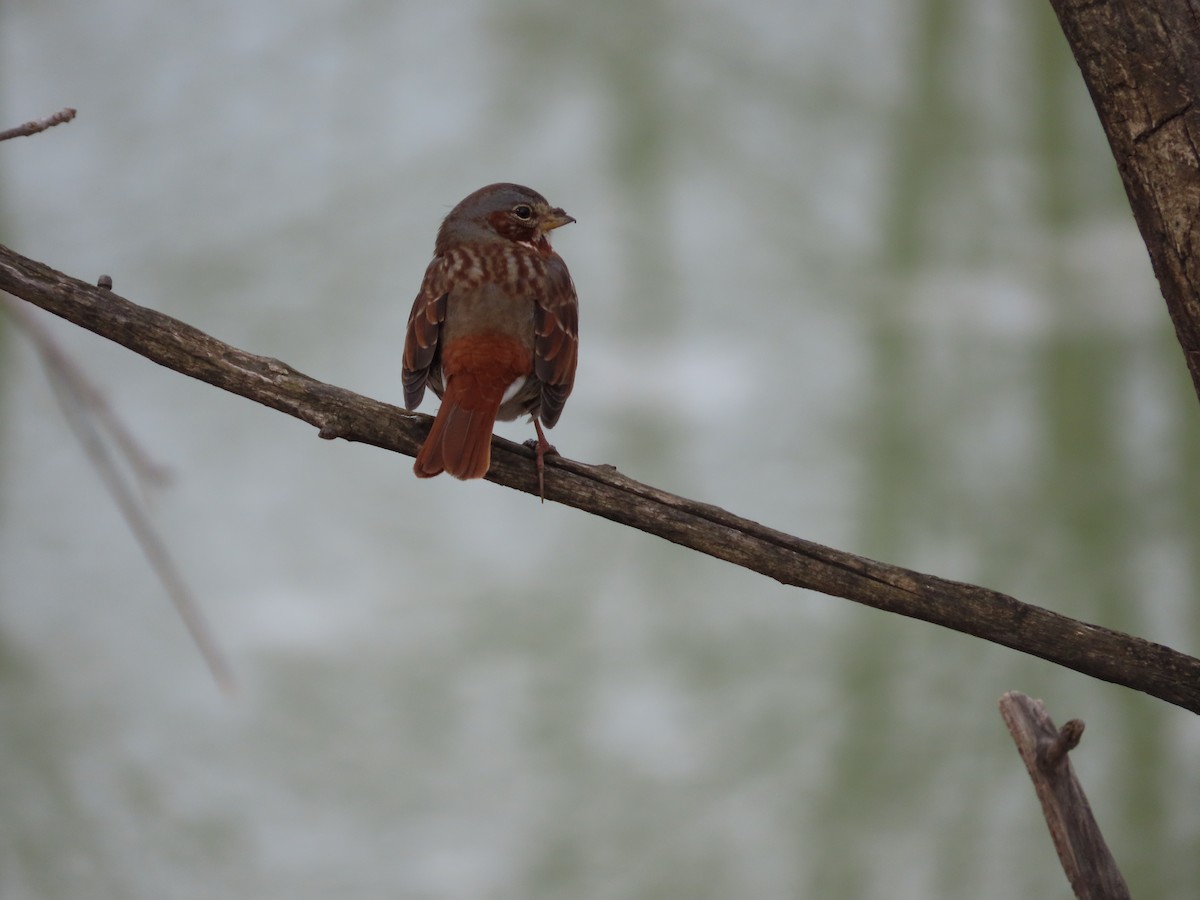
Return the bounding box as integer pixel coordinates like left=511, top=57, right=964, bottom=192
left=513, top=205, right=533, bottom=220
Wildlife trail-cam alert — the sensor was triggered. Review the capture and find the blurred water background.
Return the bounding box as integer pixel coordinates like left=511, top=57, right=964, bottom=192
left=2, top=1, right=1199, bottom=898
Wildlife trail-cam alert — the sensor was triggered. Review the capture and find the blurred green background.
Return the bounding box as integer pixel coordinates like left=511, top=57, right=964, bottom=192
left=2, top=1, right=1198, bottom=898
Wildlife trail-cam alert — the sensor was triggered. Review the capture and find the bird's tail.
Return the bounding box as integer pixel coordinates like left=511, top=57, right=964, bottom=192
left=413, top=376, right=502, bottom=480
left=413, top=336, right=532, bottom=480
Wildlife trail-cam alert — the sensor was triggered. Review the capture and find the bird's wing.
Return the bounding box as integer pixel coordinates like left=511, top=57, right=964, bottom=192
left=533, top=253, right=578, bottom=428
left=402, top=256, right=449, bottom=410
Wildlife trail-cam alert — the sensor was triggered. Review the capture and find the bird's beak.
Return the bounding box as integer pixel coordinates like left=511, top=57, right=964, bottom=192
left=541, top=209, right=576, bottom=231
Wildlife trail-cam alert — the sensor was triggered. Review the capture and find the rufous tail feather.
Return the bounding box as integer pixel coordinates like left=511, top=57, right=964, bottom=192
left=412, top=400, right=495, bottom=480
left=413, top=373, right=504, bottom=480
left=412, top=335, right=533, bottom=481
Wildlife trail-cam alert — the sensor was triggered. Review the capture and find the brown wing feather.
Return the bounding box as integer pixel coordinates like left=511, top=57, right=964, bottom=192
left=533, top=254, right=578, bottom=428
left=402, top=257, right=449, bottom=409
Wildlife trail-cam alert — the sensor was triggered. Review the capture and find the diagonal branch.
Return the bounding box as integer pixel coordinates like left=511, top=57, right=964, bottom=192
left=999, top=692, right=1131, bottom=900
left=1049, top=0, right=1200, bottom=406
left=0, top=107, right=76, bottom=142
left=2, top=241, right=1199, bottom=714
left=2, top=295, right=233, bottom=692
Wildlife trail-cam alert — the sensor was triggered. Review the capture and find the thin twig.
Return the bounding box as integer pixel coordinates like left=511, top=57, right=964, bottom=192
left=3, top=296, right=170, bottom=489
left=0, top=108, right=77, bottom=142
left=1, top=295, right=233, bottom=693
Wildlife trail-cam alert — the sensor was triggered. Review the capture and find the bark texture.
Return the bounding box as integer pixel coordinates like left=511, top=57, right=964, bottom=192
left=1000, top=693, right=1132, bottom=900
left=1050, top=0, right=1200, bottom=401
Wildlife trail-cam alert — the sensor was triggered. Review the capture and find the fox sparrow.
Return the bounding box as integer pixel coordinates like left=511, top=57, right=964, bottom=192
left=402, top=183, right=578, bottom=497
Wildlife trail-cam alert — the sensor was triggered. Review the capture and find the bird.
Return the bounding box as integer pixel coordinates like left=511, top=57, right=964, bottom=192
left=402, top=183, right=578, bottom=499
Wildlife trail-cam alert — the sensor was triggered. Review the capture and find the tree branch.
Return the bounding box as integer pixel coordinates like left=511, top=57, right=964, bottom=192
left=2, top=294, right=232, bottom=692
left=0, top=107, right=76, bottom=142
left=2, top=241, right=1199, bottom=713
left=1049, top=0, right=1200, bottom=405
left=1000, top=692, right=1131, bottom=899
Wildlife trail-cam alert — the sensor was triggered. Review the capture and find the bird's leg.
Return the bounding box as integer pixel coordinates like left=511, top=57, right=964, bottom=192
left=528, top=418, right=557, bottom=503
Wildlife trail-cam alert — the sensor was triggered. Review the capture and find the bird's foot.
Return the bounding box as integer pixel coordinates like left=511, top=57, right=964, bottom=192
left=523, top=419, right=558, bottom=502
